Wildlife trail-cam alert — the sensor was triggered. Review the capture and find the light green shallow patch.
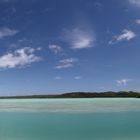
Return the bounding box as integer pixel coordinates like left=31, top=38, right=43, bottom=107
left=0, top=98, right=140, bottom=112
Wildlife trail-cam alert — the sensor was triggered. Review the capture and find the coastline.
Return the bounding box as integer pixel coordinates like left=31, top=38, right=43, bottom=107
left=0, top=91, right=140, bottom=99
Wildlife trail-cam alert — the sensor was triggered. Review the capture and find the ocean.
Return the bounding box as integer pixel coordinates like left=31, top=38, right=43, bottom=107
left=0, top=98, right=140, bottom=140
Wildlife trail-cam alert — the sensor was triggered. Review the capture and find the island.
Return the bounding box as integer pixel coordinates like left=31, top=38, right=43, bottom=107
left=0, top=91, right=140, bottom=99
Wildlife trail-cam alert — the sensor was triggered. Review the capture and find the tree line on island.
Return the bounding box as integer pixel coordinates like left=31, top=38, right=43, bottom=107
left=0, top=91, right=140, bottom=99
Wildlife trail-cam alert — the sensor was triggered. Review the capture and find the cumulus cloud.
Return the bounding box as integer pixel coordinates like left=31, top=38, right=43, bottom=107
left=129, top=0, right=140, bottom=6
left=63, top=28, right=95, bottom=49
left=49, top=44, right=62, bottom=54
left=55, top=58, right=78, bottom=69
left=116, top=79, right=131, bottom=86
left=0, top=27, right=19, bottom=39
left=0, top=47, right=42, bottom=69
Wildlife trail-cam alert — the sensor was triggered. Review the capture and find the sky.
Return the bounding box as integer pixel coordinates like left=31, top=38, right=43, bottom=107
left=0, top=0, right=140, bottom=95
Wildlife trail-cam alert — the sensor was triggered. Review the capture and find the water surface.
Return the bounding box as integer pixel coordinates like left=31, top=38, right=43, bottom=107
left=0, top=98, right=140, bottom=112
left=0, top=98, right=140, bottom=140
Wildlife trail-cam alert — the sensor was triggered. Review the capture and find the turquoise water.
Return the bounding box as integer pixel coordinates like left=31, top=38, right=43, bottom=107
left=0, top=98, right=140, bottom=140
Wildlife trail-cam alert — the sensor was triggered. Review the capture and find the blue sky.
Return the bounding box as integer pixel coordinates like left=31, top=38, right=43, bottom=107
left=0, top=0, right=140, bottom=95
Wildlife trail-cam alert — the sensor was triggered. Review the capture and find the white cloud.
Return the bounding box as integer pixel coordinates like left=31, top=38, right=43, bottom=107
left=109, top=29, right=136, bottom=44
left=129, top=0, right=140, bottom=6
left=0, top=47, right=42, bottom=69
left=64, top=28, right=95, bottom=49
left=49, top=44, right=62, bottom=54
left=136, top=19, right=140, bottom=24
left=55, top=58, right=78, bottom=69
left=0, top=27, right=19, bottom=39
left=116, top=79, right=131, bottom=86
left=74, top=76, right=82, bottom=80
left=116, top=30, right=136, bottom=41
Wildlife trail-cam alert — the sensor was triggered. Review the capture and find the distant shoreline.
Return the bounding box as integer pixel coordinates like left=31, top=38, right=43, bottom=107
left=0, top=91, right=140, bottom=99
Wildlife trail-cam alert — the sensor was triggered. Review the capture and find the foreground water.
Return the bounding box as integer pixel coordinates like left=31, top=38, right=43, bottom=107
left=0, top=98, right=140, bottom=140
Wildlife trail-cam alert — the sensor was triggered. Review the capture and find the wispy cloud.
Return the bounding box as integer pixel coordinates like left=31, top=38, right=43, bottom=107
left=129, top=0, right=140, bottom=6
left=0, top=0, right=16, bottom=3
left=116, top=30, right=136, bottom=41
left=116, top=79, right=131, bottom=86
left=63, top=28, right=95, bottom=49
left=55, top=58, right=78, bottom=69
left=94, top=2, right=103, bottom=11
left=0, top=0, right=10, bottom=2
left=74, top=76, right=82, bottom=80
left=0, top=47, right=42, bottom=69
left=86, top=1, right=103, bottom=11
left=136, top=19, right=140, bottom=24
left=0, top=27, right=19, bottom=39
left=49, top=44, right=62, bottom=54
left=109, top=29, right=136, bottom=44
left=55, top=76, right=62, bottom=80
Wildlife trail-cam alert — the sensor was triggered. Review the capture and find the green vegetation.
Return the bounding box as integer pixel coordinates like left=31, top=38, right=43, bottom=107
left=0, top=91, right=140, bottom=99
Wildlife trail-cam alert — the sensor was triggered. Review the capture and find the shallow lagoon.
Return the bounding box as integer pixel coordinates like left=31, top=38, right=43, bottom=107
left=0, top=98, right=140, bottom=140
